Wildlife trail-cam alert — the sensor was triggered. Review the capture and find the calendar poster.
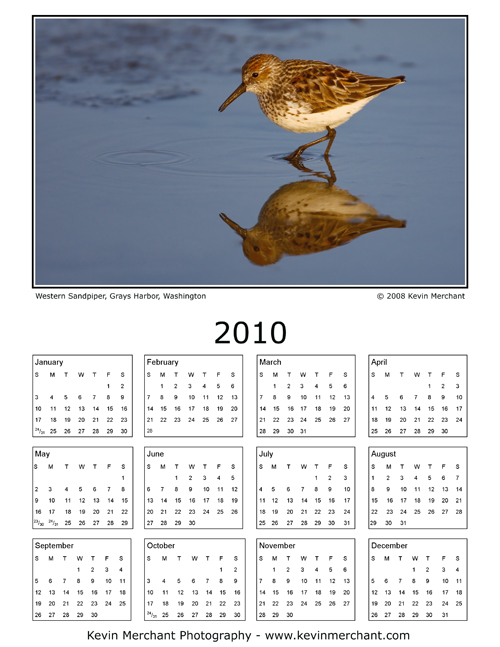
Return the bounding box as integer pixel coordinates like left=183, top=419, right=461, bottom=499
left=2, top=7, right=498, bottom=647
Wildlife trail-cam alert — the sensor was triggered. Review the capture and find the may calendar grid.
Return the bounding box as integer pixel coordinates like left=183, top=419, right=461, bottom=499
left=30, top=351, right=471, bottom=624
left=33, top=446, right=134, bottom=529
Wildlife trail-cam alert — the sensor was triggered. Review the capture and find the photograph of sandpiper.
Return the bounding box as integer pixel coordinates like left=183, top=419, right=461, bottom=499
left=34, top=17, right=466, bottom=287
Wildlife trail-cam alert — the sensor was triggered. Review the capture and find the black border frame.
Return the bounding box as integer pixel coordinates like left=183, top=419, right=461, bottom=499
left=32, top=15, right=469, bottom=289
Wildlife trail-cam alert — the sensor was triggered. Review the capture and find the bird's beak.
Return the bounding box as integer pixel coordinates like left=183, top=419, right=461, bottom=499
left=218, top=83, right=246, bottom=112
left=219, top=213, right=247, bottom=239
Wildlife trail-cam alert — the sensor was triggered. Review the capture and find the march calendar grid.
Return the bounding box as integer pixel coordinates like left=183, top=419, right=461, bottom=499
left=257, top=355, right=356, bottom=437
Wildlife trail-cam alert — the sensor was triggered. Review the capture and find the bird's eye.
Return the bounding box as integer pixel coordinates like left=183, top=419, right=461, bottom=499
left=252, top=72, right=259, bottom=78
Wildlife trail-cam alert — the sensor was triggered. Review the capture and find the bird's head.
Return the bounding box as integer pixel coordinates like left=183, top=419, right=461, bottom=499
left=219, top=54, right=282, bottom=112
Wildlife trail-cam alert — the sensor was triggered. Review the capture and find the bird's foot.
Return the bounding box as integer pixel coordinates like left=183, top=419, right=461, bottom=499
left=283, top=149, right=303, bottom=162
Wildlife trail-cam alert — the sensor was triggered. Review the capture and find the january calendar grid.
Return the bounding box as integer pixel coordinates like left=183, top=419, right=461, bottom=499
left=30, top=351, right=471, bottom=623
left=32, top=355, right=133, bottom=437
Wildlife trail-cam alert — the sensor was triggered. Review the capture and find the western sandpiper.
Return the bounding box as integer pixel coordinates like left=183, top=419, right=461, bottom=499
left=219, top=54, right=405, bottom=161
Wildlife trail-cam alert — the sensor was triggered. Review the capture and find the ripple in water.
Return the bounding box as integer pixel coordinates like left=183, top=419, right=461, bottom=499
left=94, top=149, right=191, bottom=167
left=93, top=138, right=293, bottom=179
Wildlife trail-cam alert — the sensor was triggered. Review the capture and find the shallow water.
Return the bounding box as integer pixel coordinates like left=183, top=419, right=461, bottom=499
left=34, top=17, right=466, bottom=286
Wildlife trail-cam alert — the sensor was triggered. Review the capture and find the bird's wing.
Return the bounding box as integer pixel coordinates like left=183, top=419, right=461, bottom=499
left=288, top=63, right=404, bottom=113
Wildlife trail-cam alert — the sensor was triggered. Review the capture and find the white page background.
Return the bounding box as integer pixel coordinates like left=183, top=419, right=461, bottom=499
left=2, top=3, right=497, bottom=646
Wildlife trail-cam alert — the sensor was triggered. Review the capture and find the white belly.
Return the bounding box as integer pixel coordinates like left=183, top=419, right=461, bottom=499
left=266, top=96, right=377, bottom=133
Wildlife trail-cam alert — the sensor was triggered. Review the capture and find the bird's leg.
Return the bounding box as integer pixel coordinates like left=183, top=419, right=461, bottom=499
left=323, top=127, right=337, bottom=157
left=284, top=131, right=331, bottom=161
left=284, top=127, right=337, bottom=161
left=323, top=153, right=337, bottom=186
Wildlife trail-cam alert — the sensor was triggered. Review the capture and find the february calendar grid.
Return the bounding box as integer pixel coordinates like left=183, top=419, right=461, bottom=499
left=144, top=355, right=243, bottom=437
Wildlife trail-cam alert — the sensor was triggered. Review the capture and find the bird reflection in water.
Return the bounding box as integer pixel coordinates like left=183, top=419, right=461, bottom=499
left=220, top=167, right=406, bottom=266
